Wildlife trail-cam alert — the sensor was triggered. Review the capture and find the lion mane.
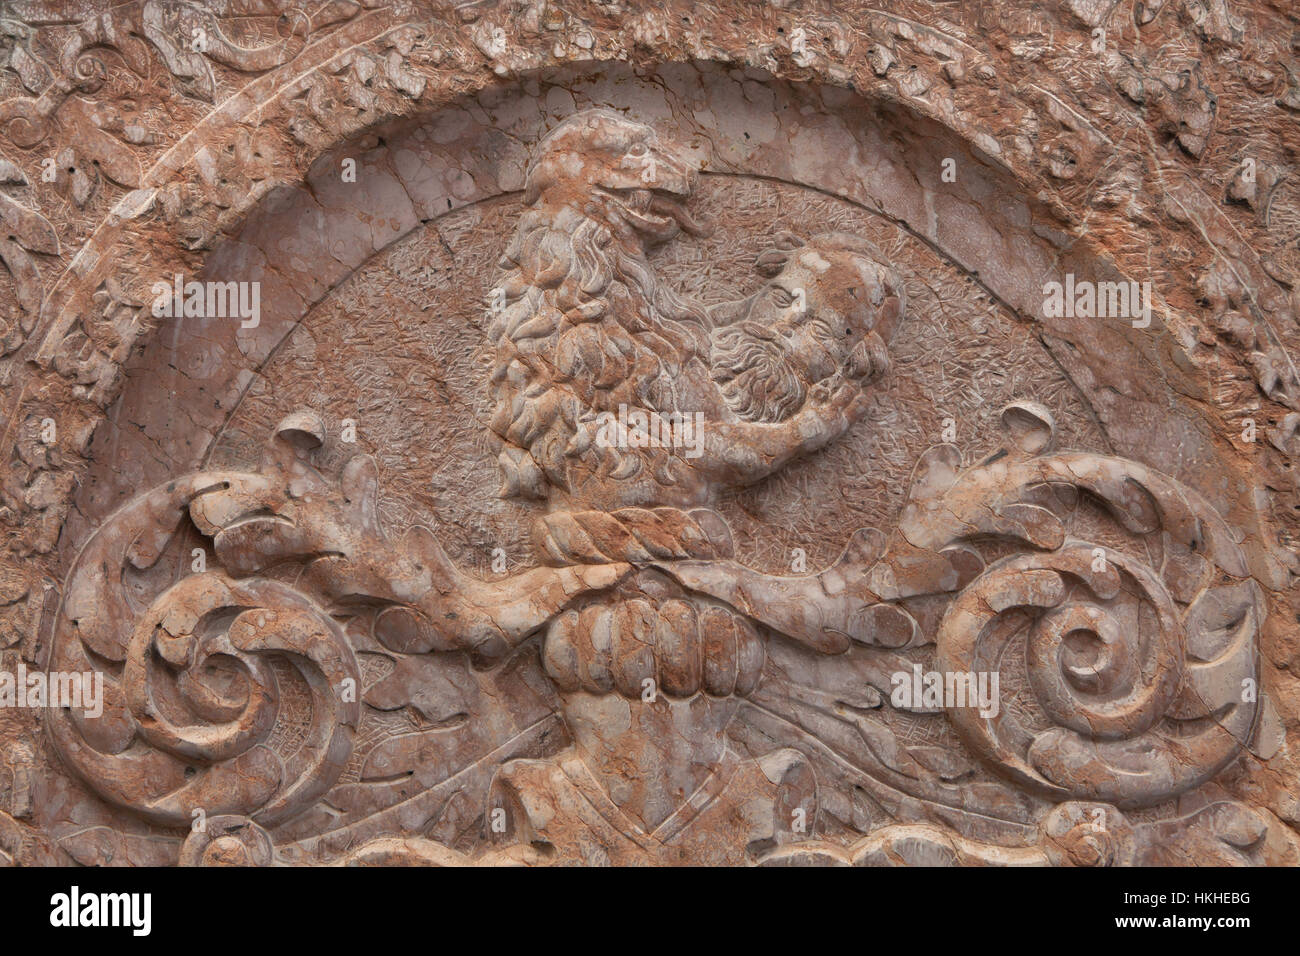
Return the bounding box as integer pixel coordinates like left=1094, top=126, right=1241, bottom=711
left=487, top=123, right=710, bottom=502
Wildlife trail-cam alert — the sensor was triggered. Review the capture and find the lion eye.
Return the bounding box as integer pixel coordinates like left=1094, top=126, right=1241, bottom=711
left=773, top=288, right=793, bottom=306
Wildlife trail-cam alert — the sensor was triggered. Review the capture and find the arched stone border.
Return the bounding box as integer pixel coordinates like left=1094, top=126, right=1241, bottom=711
left=1, top=1, right=1296, bottom=862
left=4, top=8, right=1292, bottom=584
left=70, top=60, right=1292, bottom=597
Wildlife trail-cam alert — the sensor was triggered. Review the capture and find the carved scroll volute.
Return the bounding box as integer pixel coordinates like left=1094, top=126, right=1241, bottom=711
left=45, top=415, right=364, bottom=832
left=926, top=407, right=1264, bottom=808
left=46, top=409, right=629, bottom=842
left=49, top=561, right=359, bottom=828
left=122, top=574, right=359, bottom=825
left=936, top=544, right=1263, bottom=807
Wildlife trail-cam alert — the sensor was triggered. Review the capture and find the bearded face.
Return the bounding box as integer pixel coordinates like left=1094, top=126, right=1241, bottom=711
left=710, top=246, right=900, bottom=423
left=710, top=320, right=808, bottom=423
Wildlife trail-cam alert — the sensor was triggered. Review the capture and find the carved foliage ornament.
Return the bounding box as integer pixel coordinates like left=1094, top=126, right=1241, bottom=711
left=45, top=110, right=1281, bottom=867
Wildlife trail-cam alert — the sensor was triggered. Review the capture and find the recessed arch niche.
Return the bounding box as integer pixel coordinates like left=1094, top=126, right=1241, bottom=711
left=74, top=59, right=1273, bottom=588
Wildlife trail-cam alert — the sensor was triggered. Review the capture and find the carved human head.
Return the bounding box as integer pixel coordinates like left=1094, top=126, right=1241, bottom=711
left=712, top=232, right=907, bottom=423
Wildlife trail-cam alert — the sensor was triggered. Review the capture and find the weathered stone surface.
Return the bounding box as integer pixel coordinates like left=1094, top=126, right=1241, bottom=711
left=0, top=0, right=1298, bottom=867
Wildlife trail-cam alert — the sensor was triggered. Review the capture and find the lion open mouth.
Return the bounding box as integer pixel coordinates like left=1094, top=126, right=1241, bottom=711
left=601, top=186, right=709, bottom=241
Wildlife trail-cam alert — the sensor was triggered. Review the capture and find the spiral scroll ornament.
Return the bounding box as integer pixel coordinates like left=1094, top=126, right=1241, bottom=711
left=936, top=542, right=1262, bottom=809
left=48, top=569, right=359, bottom=829
left=45, top=410, right=630, bottom=840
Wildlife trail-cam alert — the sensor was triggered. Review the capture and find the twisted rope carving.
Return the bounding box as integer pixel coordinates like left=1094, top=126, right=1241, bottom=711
left=533, top=507, right=733, bottom=565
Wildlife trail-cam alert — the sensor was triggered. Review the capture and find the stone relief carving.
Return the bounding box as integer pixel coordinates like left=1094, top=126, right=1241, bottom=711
left=0, top=0, right=1298, bottom=871
left=28, top=107, right=1292, bottom=867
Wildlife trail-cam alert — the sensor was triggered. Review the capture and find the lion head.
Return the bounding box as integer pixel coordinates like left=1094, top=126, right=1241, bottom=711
left=523, top=108, right=705, bottom=244
left=488, top=110, right=712, bottom=504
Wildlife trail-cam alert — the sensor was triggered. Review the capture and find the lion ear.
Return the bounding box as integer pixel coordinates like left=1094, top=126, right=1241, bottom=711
left=774, top=231, right=805, bottom=250
left=523, top=156, right=553, bottom=205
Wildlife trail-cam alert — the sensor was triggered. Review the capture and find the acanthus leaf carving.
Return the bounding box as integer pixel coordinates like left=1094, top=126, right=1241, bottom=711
left=34, top=103, right=1291, bottom=868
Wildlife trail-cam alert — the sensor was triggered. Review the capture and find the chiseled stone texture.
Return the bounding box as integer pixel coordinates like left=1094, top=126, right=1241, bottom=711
left=0, top=0, right=1298, bottom=867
